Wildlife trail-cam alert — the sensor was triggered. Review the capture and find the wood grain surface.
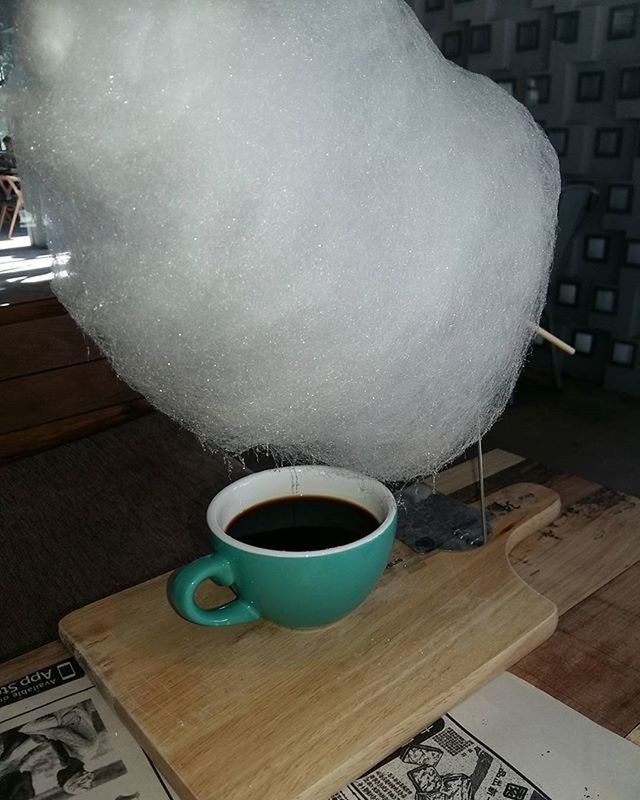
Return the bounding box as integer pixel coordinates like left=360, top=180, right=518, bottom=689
left=628, top=725, right=640, bottom=747
left=0, top=296, right=67, bottom=326
left=0, top=290, right=150, bottom=461
left=452, top=454, right=640, bottom=618
left=0, top=315, right=102, bottom=381
left=510, top=483, right=640, bottom=616
left=0, top=360, right=139, bottom=434
left=444, top=452, right=640, bottom=738
left=60, top=482, right=559, bottom=800
left=431, top=449, right=525, bottom=495
left=0, top=398, right=152, bottom=461
left=512, top=558, right=640, bottom=736
left=0, top=642, right=68, bottom=687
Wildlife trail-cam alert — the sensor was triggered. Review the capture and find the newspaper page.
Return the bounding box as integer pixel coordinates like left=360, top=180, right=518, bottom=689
left=0, top=654, right=179, bottom=800
left=333, top=673, right=640, bottom=800
left=3, top=657, right=639, bottom=800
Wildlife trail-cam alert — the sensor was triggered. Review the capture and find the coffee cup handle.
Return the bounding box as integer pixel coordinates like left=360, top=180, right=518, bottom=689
left=170, top=554, right=261, bottom=626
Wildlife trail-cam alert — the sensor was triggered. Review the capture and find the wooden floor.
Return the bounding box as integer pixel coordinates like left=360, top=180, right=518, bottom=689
left=0, top=235, right=150, bottom=461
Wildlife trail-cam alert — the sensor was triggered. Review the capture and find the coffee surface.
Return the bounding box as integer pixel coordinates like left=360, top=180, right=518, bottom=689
left=226, top=495, right=379, bottom=551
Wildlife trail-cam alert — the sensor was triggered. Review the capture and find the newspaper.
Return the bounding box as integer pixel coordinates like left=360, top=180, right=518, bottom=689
left=333, top=715, right=545, bottom=800
left=0, top=656, right=179, bottom=799
left=2, top=656, right=639, bottom=800
left=334, top=673, right=640, bottom=800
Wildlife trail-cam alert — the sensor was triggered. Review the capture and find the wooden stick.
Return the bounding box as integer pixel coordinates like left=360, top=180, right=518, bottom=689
left=532, top=324, right=576, bottom=355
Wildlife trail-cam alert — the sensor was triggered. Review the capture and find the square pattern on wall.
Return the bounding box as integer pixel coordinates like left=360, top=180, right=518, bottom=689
left=526, top=75, right=550, bottom=105
left=414, top=0, right=640, bottom=393
left=554, top=12, right=580, bottom=43
left=626, top=240, right=640, bottom=265
left=611, top=340, right=636, bottom=366
left=517, top=20, right=540, bottom=51
left=442, top=31, right=462, bottom=58
left=595, top=128, right=622, bottom=158
left=593, top=287, right=617, bottom=314
left=584, top=235, right=609, bottom=262
left=547, top=127, right=568, bottom=156
left=470, top=24, right=491, bottom=54
left=496, top=78, right=516, bottom=96
left=608, top=5, right=638, bottom=40
left=577, top=71, right=604, bottom=103
left=619, top=67, right=640, bottom=99
left=574, top=331, right=595, bottom=355
left=607, top=185, right=633, bottom=213
left=557, top=281, right=579, bottom=306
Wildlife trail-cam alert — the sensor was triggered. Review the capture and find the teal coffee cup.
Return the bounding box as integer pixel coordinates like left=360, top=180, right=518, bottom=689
left=171, top=466, right=397, bottom=628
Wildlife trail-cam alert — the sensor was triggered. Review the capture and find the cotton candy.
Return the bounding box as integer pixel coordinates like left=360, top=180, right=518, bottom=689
left=4, top=0, right=559, bottom=481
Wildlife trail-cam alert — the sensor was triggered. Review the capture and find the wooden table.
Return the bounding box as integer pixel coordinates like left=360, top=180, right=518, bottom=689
left=431, top=449, right=640, bottom=738
left=59, top=479, right=560, bottom=800
left=3, top=450, right=640, bottom=792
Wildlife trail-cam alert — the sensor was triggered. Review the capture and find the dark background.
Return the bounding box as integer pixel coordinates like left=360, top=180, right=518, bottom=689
left=412, top=0, right=640, bottom=396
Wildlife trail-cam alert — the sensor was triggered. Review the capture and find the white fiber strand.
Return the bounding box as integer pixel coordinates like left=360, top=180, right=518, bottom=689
left=4, top=0, right=560, bottom=481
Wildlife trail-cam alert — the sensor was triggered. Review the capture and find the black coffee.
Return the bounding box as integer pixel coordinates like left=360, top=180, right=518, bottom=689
left=226, top=495, right=379, bottom=551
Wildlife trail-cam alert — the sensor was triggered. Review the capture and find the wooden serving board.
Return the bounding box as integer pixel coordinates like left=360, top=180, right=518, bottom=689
left=60, top=482, right=560, bottom=800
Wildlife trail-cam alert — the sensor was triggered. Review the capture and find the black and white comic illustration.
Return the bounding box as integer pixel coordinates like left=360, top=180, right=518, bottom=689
left=0, top=699, right=135, bottom=799
left=0, top=659, right=177, bottom=800
left=333, top=716, right=551, bottom=800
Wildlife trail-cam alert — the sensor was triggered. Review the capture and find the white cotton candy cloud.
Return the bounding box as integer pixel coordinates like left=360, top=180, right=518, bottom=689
left=5, top=0, right=559, bottom=480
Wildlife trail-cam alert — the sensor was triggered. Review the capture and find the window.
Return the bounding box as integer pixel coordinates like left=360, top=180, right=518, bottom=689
left=495, top=78, right=515, bottom=96
left=607, top=184, right=633, bottom=213
left=576, top=71, right=604, bottom=102
left=554, top=12, right=580, bottom=43
left=608, top=5, right=637, bottom=40
left=425, top=0, right=445, bottom=10
left=574, top=331, right=595, bottom=355
left=611, top=341, right=636, bottom=367
left=525, top=75, right=550, bottom=105
left=593, top=287, right=617, bottom=314
left=557, top=281, right=579, bottom=306
left=470, top=25, right=492, bottom=54
left=517, top=20, right=540, bottom=51
left=594, top=128, right=622, bottom=158
left=626, top=240, right=640, bottom=265
left=619, top=67, right=640, bottom=99
left=546, top=128, right=569, bottom=157
left=442, top=31, right=462, bottom=59
left=584, top=235, right=609, bottom=262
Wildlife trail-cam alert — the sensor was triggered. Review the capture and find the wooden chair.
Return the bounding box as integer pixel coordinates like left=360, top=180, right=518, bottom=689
left=0, top=175, right=25, bottom=238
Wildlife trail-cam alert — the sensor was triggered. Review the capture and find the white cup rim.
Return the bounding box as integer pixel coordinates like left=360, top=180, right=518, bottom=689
left=207, top=465, right=397, bottom=558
